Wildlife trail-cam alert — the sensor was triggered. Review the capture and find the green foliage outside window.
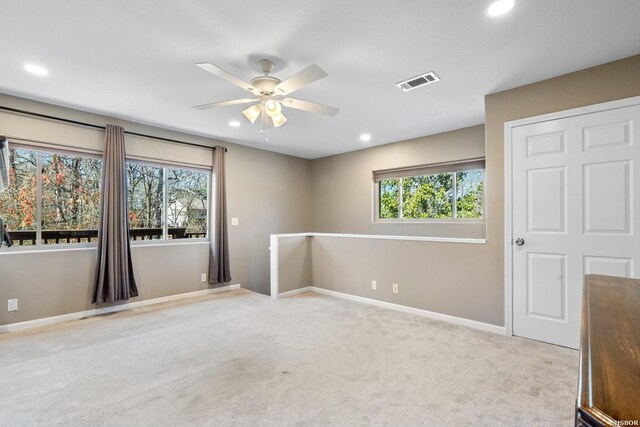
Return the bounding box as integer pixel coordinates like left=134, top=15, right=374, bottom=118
left=378, top=169, right=484, bottom=220
left=379, top=178, right=399, bottom=219
left=402, top=174, right=453, bottom=219
left=456, top=170, right=484, bottom=218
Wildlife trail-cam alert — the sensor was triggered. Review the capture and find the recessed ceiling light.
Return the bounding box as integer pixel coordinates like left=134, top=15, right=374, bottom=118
left=23, top=64, right=49, bottom=76
left=229, top=121, right=241, bottom=127
left=360, top=134, right=371, bottom=142
left=487, top=0, right=514, bottom=17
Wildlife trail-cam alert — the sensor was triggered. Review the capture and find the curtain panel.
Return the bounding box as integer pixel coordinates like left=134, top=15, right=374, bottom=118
left=209, top=146, right=232, bottom=284
left=93, top=124, right=138, bottom=303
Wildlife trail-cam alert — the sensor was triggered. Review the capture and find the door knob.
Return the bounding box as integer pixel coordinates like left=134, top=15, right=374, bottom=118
left=515, top=238, right=525, bottom=246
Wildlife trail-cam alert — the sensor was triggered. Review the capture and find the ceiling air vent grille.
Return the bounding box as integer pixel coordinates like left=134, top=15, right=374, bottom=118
left=396, top=71, right=440, bottom=92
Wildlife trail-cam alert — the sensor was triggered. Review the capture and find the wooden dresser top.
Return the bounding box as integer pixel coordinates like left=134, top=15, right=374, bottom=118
left=578, top=274, right=640, bottom=425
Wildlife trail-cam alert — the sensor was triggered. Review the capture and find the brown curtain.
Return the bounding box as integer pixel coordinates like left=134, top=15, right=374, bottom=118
left=93, top=125, right=138, bottom=303
left=209, top=146, right=232, bottom=284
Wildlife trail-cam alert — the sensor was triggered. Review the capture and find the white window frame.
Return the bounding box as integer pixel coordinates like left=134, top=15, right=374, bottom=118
left=373, top=160, right=486, bottom=224
left=125, top=159, right=210, bottom=246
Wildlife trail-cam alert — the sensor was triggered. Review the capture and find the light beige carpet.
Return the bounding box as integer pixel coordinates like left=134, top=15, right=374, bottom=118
left=0, top=289, right=578, bottom=426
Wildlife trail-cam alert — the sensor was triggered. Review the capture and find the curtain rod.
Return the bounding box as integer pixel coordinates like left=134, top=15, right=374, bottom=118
left=0, top=105, right=227, bottom=152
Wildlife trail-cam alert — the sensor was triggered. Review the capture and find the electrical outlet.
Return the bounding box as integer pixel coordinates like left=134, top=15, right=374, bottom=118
left=200, top=273, right=207, bottom=282
left=231, top=217, right=239, bottom=226
left=371, top=280, right=377, bottom=290
left=7, top=299, right=18, bottom=312
left=392, top=284, right=399, bottom=294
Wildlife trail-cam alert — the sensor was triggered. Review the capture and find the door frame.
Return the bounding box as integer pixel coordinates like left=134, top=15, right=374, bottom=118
left=503, top=95, right=640, bottom=338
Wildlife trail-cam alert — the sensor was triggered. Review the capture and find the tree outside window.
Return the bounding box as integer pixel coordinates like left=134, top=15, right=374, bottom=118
left=0, top=148, right=101, bottom=245
left=378, top=168, right=484, bottom=221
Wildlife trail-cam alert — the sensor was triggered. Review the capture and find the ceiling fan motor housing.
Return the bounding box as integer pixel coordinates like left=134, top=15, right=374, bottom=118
left=249, top=76, right=281, bottom=96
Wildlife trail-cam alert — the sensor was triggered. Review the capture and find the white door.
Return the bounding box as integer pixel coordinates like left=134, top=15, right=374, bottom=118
left=511, top=103, right=640, bottom=349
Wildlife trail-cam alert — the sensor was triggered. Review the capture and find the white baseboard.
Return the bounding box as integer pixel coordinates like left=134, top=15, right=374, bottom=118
left=0, top=284, right=242, bottom=333
left=280, top=286, right=506, bottom=335
left=278, top=287, right=313, bottom=298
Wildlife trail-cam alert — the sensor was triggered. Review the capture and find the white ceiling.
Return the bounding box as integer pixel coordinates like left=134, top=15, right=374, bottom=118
left=1, top=1, right=639, bottom=159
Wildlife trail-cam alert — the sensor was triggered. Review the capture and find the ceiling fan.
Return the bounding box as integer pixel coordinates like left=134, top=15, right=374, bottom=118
left=192, top=59, right=339, bottom=129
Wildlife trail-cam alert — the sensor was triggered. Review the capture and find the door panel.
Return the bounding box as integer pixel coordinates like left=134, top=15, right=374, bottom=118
left=527, top=167, right=566, bottom=233
left=527, top=132, right=566, bottom=157
left=583, top=256, right=632, bottom=278
left=583, top=161, right=630, bottom=234
left=527, top=253, right=566, bottom=320
left=583, top=121, right=631, bottom=151
left=512, top=103, right=640, bottom=349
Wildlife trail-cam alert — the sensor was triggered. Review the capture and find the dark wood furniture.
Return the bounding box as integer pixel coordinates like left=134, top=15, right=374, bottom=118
left=576, top=275, right=640, bottom=427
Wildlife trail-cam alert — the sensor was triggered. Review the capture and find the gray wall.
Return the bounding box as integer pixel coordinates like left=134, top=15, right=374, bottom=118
left=311, top=236, right=495, bottom=323
left=0, top=94, right=312, bottom=326
left=311, top=125, right=486, bottom=239
left=277, top=236, right=312, bottom=294
left=4, top=54, right=640, bottom=329
left=306, top=54, right=640, bottom=327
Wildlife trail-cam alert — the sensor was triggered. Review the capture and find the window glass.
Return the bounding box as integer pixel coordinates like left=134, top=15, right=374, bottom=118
left=0, top=149, right=37, bottom=245
left=167, top=168, right=208, bottom=239
left=375, top=162, right=485, bottom=221
left=379, top=178, right=399, bottom=219
left=41, top=153, right=101, bottom=244
left=126, top=163, right=164, bottom=240
left=402, top=174, right=453, bottom=219
left=455, top=170, right=484, bottom=219
left=0, top=147, right=210, bottom=247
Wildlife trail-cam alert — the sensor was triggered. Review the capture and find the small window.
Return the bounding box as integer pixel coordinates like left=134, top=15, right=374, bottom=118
left=126, top=161, right=209, bottom=241
left=374, top=159, right=485, bottom=221
left=0, top=147, right=102, bottom=246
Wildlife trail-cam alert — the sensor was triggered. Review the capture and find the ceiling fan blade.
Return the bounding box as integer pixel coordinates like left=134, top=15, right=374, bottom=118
left=282, top=98, right=339, bottom=117
left=273, top=64, right=328, bottom=95
left=195, top=62, right=258, bottom=93
left=192, top=98, right=257, bottom=110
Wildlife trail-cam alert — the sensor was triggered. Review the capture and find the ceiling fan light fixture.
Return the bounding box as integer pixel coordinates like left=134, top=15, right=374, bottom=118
left=242, top=105, right=261, bottom=123
left=265, top=100, right=282, bottom=117
left=271, top=113, right=287, bottom=128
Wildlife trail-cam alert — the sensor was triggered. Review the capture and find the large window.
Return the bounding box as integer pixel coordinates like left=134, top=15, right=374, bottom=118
left=126, top=161, right=208, bottom=241
left=375, top=160, right=485, bottom=221
left=0, top=147, right=102, bottom=246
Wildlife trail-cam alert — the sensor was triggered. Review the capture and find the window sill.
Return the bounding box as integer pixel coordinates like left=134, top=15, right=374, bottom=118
left=373, top=219, right=486, bottom=224
left=0, top=243, right=98, bottom=255
left=130, top=239, right=209, bottom=248
left=0, top=239, right=210, bottom=255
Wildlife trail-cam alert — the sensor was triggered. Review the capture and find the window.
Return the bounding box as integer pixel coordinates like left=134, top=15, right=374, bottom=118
left=0, top=146, right=102, bottom=246
left=126, top=161, right=208, bottom=241
left=375, top=159, right=485, bottom=221
left=167, top=168, right=208, bottom=239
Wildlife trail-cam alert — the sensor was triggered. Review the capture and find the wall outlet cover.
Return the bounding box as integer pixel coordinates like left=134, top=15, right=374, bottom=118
left=392, top=284, right=399, bottom=294
left=200, top=273, right=207, bottom=282
left=371, top=280, right=377, bottom=290
left=8, top=299, right=18, bottom=312
left=231, top=217, right=239, bottom=226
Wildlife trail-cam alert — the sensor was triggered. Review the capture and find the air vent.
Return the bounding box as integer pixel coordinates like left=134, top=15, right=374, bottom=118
left=395, top=71, right=440, bottom=92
